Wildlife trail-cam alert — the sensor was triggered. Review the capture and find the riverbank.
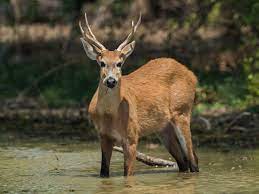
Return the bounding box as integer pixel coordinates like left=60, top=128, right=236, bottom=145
left=0, top=105, right=258, bottom=148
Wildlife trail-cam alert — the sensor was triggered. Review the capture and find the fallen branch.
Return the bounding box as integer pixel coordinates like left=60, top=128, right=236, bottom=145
left=113, top=146, right=177, bottom=168
left=196, top=116, right=211, bottom=131
left=225, top=112, right=251, bottom=132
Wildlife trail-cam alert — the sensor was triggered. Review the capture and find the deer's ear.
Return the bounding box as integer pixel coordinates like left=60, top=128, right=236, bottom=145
left=80, top=38, right=99, bottom=60
left=120, top=41, right=135, bottom=59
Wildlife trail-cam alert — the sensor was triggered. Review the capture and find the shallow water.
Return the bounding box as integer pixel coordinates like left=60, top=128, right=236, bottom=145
left=0, top=141, right=259, bottom=194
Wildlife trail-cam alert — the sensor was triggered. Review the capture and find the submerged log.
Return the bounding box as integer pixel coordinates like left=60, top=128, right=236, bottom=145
left=113, top=146, right=178, bottom=168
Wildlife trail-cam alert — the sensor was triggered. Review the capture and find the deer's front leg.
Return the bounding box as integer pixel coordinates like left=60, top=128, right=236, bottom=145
left=123, top=141, right=137, bottom=176
left=100, top=135, right=114, bottom=177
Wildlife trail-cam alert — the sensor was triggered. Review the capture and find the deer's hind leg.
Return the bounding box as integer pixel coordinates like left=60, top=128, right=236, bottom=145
left=168, top=82, right=199, bottom=172
left=171, top=113, right=199, bottom=172
left=161, top=122, right=189, bottom=172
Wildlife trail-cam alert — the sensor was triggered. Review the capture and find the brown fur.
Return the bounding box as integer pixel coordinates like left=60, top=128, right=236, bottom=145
left=88, top=57, right=199, bottom=176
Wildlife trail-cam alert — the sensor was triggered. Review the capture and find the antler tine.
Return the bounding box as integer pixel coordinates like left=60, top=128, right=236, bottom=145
left=84, top=13, right=97, bottom=40
left=84, top=12, right=106, bottom=50
left=80, top=20, right=98, bottom=46
left=79, top=21, right=85, bottom=35
left=79, top=12, right=106, bottom=50
left=117, top=13, right=142, bottom=51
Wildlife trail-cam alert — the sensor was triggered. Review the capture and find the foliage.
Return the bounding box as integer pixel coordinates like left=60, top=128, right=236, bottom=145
left=222, top=0, right=259, bottom=107
left=111, top=0, right=132, bottom=17
left=0, top=0, right=258, bottom=111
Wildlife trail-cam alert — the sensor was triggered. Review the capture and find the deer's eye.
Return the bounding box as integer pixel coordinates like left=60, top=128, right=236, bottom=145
left=100, top=62, right=106, bottom=68
left=116, top=62, right=122, bottom=68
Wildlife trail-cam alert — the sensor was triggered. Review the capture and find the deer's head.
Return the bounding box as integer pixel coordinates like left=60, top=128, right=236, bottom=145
left=79, top=13, right=141, bottom=89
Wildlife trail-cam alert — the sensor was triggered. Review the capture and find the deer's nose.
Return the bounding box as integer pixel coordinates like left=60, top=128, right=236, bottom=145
left=106, top=77, right=117, bottom=88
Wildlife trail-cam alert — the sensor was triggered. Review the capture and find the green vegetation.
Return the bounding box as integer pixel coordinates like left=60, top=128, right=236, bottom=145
left=0, top=0, right=258, bottom=112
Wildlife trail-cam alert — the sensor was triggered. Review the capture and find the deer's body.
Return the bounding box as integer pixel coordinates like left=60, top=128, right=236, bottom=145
left=89, top=57, right=197, bottom=141
left=79, top=13, right=199, bottom=177
left=89, top=58, right=198, bottom=175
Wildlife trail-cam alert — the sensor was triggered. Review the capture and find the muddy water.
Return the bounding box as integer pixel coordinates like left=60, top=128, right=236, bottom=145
left=0, top=141, right=258, bottom=194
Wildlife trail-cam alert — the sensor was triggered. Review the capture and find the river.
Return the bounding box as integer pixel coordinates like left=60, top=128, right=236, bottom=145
left=0, top=140, right=258, bottom=193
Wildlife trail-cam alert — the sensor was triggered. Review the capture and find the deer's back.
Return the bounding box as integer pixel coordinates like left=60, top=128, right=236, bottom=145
left=121, top=58, right=197, bottom=135
left=123, top=58, right=197, bottom=90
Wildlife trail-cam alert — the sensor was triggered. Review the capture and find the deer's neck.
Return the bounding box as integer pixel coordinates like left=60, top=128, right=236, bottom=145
left=97, top=81, right=121, bottom=115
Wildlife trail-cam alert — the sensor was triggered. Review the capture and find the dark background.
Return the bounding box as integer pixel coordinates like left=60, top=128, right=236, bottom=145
left=0, top=0, right=258, bottom=145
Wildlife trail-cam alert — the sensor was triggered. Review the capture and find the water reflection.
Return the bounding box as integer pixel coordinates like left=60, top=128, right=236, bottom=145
left=0, top=141, right=259, bottom=193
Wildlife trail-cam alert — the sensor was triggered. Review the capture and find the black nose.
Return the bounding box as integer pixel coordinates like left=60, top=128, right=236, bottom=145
left=106, top=77, right=117, bottom=88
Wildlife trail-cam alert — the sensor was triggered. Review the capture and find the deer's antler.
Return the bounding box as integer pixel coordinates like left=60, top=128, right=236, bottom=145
left=117, top=13, right=141, bottom=51
left=79, top=12, right=106, bottom=51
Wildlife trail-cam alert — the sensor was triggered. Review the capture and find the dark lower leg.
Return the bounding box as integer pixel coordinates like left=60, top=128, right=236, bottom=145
left=100, top=136, right=113, bottom=177
left=189, top=149, right=199, bottom=172
left=172, top=117, right=199, bottom=173
left=162, top=123, right=189, bottom=172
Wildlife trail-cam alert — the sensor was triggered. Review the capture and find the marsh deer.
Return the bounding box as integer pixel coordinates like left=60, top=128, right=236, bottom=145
left=79, top=13, right=199, bottom=177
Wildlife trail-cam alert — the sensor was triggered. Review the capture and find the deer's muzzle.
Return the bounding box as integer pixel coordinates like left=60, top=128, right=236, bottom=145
left=106, top=77, right=117, bottom=88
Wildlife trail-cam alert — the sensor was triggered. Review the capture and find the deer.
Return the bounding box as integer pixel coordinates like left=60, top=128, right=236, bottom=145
left=79, top=13, right=199, bottom=177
